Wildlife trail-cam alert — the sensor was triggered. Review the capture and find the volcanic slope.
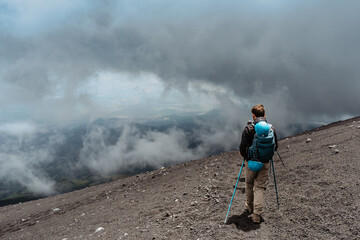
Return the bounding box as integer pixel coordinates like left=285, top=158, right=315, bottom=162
left=0, top=117, right=359, bottom=239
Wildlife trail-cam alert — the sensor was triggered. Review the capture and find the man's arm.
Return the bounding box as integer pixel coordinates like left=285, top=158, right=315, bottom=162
left=272, top=127, right=278, bottom=151
left=239, top=125, right=254, bottom=159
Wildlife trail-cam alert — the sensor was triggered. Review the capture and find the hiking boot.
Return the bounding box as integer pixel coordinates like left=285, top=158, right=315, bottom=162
left=252, top=214, right=261, bottom=224
left=245, top=202, right=253, bottom=214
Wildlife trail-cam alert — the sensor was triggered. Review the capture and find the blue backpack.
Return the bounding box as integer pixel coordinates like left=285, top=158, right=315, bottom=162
left=248, top=123, right=276, bottom=164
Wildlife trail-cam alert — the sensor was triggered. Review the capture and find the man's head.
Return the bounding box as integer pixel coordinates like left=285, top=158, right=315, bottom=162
left=251, top=104, right=265, bottom=120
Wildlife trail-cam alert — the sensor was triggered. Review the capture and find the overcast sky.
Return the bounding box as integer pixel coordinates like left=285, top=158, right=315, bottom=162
left=1, top=0, right=359, bottom=128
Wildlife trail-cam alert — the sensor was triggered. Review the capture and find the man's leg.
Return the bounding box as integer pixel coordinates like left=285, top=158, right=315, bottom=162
left=245, top=162, right=257, bottom=212
left=253, top=162, right=270, bottom=218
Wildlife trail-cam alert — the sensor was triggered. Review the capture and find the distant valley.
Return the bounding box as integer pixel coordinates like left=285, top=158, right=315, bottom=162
left=0, top=110, right=322, bottom=206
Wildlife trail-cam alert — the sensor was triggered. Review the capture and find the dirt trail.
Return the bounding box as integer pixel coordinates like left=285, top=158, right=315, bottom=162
left=0, top=117, right=359, bottom=239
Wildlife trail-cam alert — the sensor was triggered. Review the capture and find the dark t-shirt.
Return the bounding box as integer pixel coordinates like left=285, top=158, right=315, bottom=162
left=239, top=117, right=278, bottom=160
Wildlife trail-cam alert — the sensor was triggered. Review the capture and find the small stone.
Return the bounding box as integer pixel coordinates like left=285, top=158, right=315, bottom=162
left=53, top=208, right=61, bottom=212
left=333, top=149, right=339, bottom=154
left=95, top=227, right=104, bottom=233
left=286, top=145, right=290, bottom=149
left=214, top=198, right=220, bottom=203
left=190, top=201, right=195, bottom=206
left=124, top=233, right=128, bottom=236
left=328, top=145, right=337, bottom=149
left=358, top=126, right=360, bottom=129
left=306, top=138, right=312, bottom=143
left=175, top=199, right=179, bottom=203
left=349, top=125, right=354, bottom=128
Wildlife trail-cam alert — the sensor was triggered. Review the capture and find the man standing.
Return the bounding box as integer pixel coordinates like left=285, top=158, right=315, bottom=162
left=239, top=104, right=278, bottom=223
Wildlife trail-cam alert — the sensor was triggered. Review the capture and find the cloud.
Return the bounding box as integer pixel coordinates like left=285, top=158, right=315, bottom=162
left=0, top=111, right=243, bottom=196
left=0, top=123, right=64, bottom=195
left=78, top=107, right=244, bottom=176
left=0, top=0, right=90, bottom=36
left=79, top=125, right=197, bottom=175
left=0, top=121, right=37, bottom=137
left=1, top=1, right=359, bottom=127
left=0, top=150, right=55, bottom=195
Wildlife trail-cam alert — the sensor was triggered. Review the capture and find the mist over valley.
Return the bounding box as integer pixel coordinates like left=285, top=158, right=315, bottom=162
left=0, top=109, right=324, bottom=206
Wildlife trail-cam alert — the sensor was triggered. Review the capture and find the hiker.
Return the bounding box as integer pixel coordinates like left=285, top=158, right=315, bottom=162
left=239, top=104, right=278, bottom=223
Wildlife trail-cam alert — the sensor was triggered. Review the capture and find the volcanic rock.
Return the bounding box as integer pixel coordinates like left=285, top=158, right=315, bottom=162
left=95, top=227, right=104, bottom=233
left=332, top=149, right=339, bottom=154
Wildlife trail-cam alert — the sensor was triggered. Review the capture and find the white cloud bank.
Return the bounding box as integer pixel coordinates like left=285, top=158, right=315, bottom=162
left=0, top=122, right=64, bottom=195
left=78, top=106, right=243, bottom=176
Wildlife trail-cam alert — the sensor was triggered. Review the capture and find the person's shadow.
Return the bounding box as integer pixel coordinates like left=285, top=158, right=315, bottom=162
left=225, top=210, right=263, bottom=231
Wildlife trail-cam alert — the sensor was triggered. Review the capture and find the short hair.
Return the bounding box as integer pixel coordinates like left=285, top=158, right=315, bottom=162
left=251, top=104, right=265, bottom=117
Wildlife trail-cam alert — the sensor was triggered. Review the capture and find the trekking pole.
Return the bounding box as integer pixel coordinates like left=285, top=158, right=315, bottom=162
left=224, top=160, right=245, bottom=224
left=276, top=151, right=286, bottom=168
left=269, top=160, right=272, bottom=175
left=270, top=159, right=280, bottom=210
